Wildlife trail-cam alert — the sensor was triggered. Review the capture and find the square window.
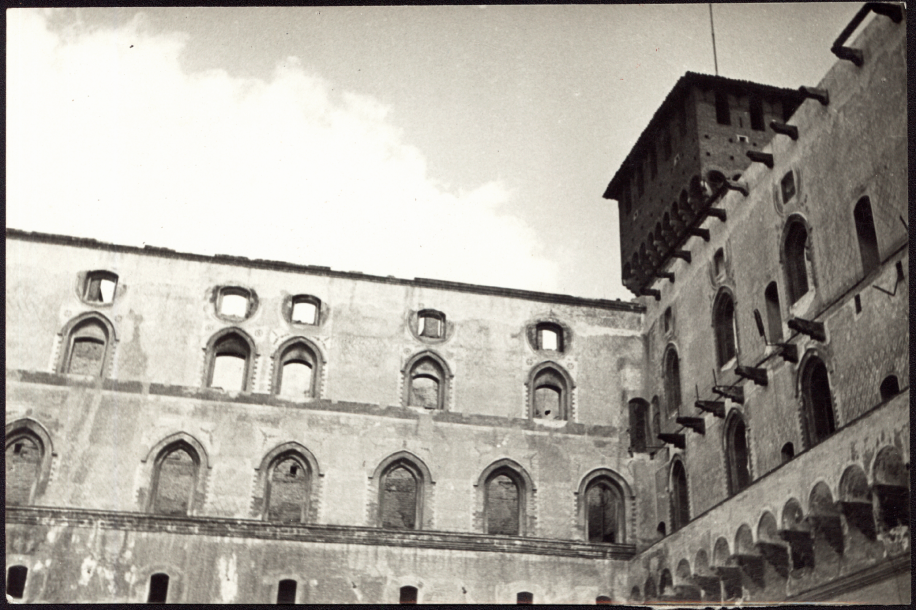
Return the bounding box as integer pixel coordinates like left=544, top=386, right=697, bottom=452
left=419, top=315, right=442, bottom=338
left=84, top=272, right=117, bottom=304
left=219, top=292, right=249, bottom=318
left=292, top=300, right=318, bottom=324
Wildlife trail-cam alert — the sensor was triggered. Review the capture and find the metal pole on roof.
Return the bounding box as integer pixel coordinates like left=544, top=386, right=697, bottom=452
left=709, top=3, right=719, bottom=76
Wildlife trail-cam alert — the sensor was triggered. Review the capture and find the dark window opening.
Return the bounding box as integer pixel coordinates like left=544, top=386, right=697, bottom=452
left=784, top=222, right=809, bottom=303
left=726, top=416, right=751, bottom=494
left=7, top=566, right=28, bottom=599
left=84, top=272, right=118, bottom=304
left=664, top=348, right=682, bottom=415
left=486, top=472, right=520, bottom=535
left=586, top=481, right=623, bottom=543
left=629, top=399, right=650, bottom=453
left=781, top=443, right=795, bottom=463
left=715, top=92, right=730, bottom=125
left=854, top=294, right=862, bottom=313
left=268, top=457, right=309, bottom=523
left=801, top=358, right=836, bottom=447
left=147, top=573, right=169, bottom=603
left=6, top=435, right=41, bottom=505
left=671, top=461, right=690, bottom=532
left=399, top=586, right=418, bottom=604
left=291, top=296, right=320, bottom=324
left=749, top=98, right=764, bottom=131
left=781, top=171, right=796, bottom=204
left=657, top=522, right=667, bottom=537
left=714, top=292, right=737, bottom=367
left=153, top=447, right=197, bottom=516
left=853, top=197, right=880, bottom=275
left=277, top=579, right=297, bottom=604
left=764, top=282, right=783, bottom=342
left=879, top=375, right=899, bottom=402
left=517, top=592, right=534, bottom=604
left=381, top=465, right=418, bottom=529
left=713, top=248, right=725, bottom=279
left=663, top=307, right=672, bottom=333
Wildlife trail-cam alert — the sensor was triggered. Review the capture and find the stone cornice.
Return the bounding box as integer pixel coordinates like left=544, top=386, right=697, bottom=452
left=7, top=506, right=636, bottom=560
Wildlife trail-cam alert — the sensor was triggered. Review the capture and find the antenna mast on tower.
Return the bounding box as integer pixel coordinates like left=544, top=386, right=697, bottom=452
left=709, top=4, right=719, bottom=76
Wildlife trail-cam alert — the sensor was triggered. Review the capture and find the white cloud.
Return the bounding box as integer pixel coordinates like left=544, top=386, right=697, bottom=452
left=7, top=9, right=558, bottom=291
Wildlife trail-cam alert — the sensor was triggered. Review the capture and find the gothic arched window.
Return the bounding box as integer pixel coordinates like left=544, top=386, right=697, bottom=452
left=784, top=220, right=810, bottom=304
left=713, top=291, right=737, bottom=367
left=529, top=364, right=572, bottom=420
left=273, top=339, right=321, bottom=399
left=725, top=412, right=752, bottom=495
left=670, top=459, right=690, bottom=532
left=799, top=355, right=836, bottom=448
left=853, top=196, right=880, bottom=276
left=151, top=443, right=200, bottom=516
left=265, top=453, right=311, bottom=523
left=585, top=479, right=625, bottom=543
left=61, top=315, right=114, bottom=377
left=206, top=330, right=255, bottom=391
left=404, top=353, right=449, bottom=410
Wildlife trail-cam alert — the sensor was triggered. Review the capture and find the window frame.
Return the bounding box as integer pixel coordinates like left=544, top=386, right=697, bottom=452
left=712, top=289, right=738, bottom=368
left=4, top=419, right=54, bottom=507
left=724, top=410, right=752, bottom=495
left=764, top=282, right=784, bottom=343
left=663, top=346, right=682, bottom=416
left=402, top=351, right=451, bottom=410
left=271, top=337, right=324, bottom=400
left=477, top=459, right=534, bottom=537
left=149, top=441, right=201, bottom=517
left=204, top=328, right=257, bottom=392
left=143, top=433, right=209, bottom=517
left=670, top=458, right=690, bottom=532
left=782, top=216, right=812, bottom=305
left=264, top=453, right=312, bottom=524
left=527, top=362, right=574, bottom=421
left=628, top=398, right=652, bottom=453
left=289, top=294, right=322, bottom=326
left=852, top=196, right=880, bottom=276
left=254, top=442, right=322, bottom=523
left=798, top=353, right=837, bottom=448
left=81, top=270, right=119, bottom=305
left=416, top=309, right=446, bottom=340
left=215, top=286, right=256, bottom=321
left=577, top=468, right=631, bottom=544
left=58, top=312, right=117, bottom=378
left=370, top=451, right=433, bottom=531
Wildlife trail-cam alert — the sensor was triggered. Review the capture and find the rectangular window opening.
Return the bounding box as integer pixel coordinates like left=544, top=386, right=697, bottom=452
left=854, top=294, right=862, bottom=313
left=291, top=301, right=318, bottom=324
left=277, top=579, right=297, bottom=604
left=715, top=92, right=731, bottom=125
left=750, top=98, right=765, bottom=131
left=419, top=316, right=443, bottom=338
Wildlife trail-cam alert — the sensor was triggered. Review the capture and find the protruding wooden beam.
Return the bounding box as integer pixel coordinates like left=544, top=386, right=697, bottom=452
left=787, top=317, right=826, bottom=342
left=672, top=250, right=692, bottom=263
left=799, top=86, right=829, bottom=106
left=687, top=227, right=710, bottom=241
left=868, top=1, right=903, bottom=23
left=746, top=150, right=774, bottom=168
left=676, top=416, right=705, bottom=435
left=639, top=287, right=661, bottom=301
left=655, top=271, right=675, bottom=283
left=736, top=365, right=768, bottom=386
left=771, top=122, right=799, bottom=141
left=706, top=207, right=727, bottom=222
left=725, top=180, right=748, bottom=196
left=695, top=400, right=725, bottom=418
left=713, top=385, right=744, bottom=404
left=775, top=343, right=799, bottom=364
left=756, top=541, right=790, bottom=579
left=657, top=432, right=685, bottom=449
left=832, top=45, right=863, bottom=66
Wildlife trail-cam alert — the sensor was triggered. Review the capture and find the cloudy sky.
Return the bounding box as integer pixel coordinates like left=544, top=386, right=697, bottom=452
left=8, top=5, right=867, bottom=300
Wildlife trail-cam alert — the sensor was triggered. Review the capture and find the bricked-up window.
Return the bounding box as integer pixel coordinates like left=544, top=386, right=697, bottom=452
left=207, top=332, right=252, bottom=391
left=6, top=434, right=42, bottom=506
left=380, top=464, right=419, bottom=529
left=784, top=221, right=809, bottom=303
left=486, top=471, right=522, bottom=535
left=536, top=322, right=563, bottom=351
left=530, top=366, right=569, bottom=420
left=628, top=398, right=651, bottom=453
left=218, top=287, right=251, bottom=319
left=713, top=291, right=737, bottom=367
left=725, top=413, right=751, bottom=495
left=399, top=586, right=418, bottom=604
left=277, top=579, right=297, bottom=604
left=267, top=456, right=310, bottom=523
left=65, top=319, right=109, bottom=376
left=276, top=342, right=316, bottom=399
left=799, top=356, right=836, bottom=448
left=7, top=565, right=28, bottom=599
left=663, top=347, right=682, bottom=415
left=781, top=171, right=796, bottom=204
left=407, top=356, right=446, bottom=409
left=670, top=459, right=690, bottom=532
left=83, top=271, right=118, bottom=304
left=853, top=197, right=880, bottom=276
left=152, top=445, right=199, bottom=516
left=418, top=309, right=445, bottom=338
left=147, top=573, right=169, bottom=603
left=749, top=98, right=764, bottom=131
left=586, top=480, right=624, bottom=543
left=715, top=92, right=730, bottom=125
left=764, top=282, right=784, bottom=342
left=290, top=295, right=320, bottom=325
left=879, top=375, right=900, bottom=402
left=517, top=592, right=533, bottom=604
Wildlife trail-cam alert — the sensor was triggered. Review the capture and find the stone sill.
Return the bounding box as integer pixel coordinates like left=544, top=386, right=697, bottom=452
left=7, top=506, right=636, bottom=561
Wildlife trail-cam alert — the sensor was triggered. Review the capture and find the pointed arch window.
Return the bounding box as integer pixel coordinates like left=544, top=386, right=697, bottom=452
left=61, top=315, right=114, bottom=377
left=713, top=291, right=737, bottom=367
left=372, top=452, right=431, bottom=531
left=663, top=347, right=682, bottom=415
left=799, top=355, right=836, bottom=448
left=853, top=196, right=880, bottom=276
left=151, top=443, right=200, bottom=516
left=528, top=363, right=572, bottom=421
left=479, top=460, right=532, bottom=537
left=273, top=339, right=321, bottom=400
left=6, top=431, right=45, bottom=506
left=584, top=478, right=625, bottom=543
left=670, top=460, right=690, bottom=532
left=764, top=282, right=784, bottom=342
left=206, top=330, right=254, bottom=391
left=266, top=453, right=311, bottom=523
left=784, top=220, right=810, bottom=304
left=404, top=353, right=449, bottom=410
left=725, top=412, right=752, bottom=495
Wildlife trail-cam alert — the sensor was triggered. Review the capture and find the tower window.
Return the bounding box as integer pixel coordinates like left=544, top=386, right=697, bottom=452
left=800, top=356, right=836, bottom=447
left=151, top=445, right=199, bottom=516
left=784, top=220, right=810, bottom=304
left=147, top=573, right=169, bottom=603
left=277, top=579, right=297, bottom=604
left=83, top=271, right=118, bottom=304
left=749, top=98, right=764, bottom=131
left=764, top=282, right=784, bottom=342
left=663, top=347, right=682, bottom=415
left=715, top=92, right=730, bottom=125
left=6, top=565, right=28, bottom=599
left=670, top=460, right=690, bottom=532
left=853, top=196, right=880, bottom=276
left=725, top=413, right=752, bottom=494
left=713, top=291, right=737, bottom=367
